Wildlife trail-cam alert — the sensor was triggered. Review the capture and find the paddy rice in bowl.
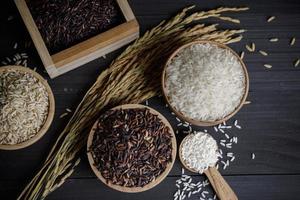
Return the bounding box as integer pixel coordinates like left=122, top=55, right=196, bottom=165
left=0, top=66, right=54, bottom=150
left=163, top=41, right=248, bottom=124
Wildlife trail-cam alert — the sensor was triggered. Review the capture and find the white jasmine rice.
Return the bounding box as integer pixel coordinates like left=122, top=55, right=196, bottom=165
left=181, top=132, right=220, bottom=173
left=165, top=43, right=246, bottom=121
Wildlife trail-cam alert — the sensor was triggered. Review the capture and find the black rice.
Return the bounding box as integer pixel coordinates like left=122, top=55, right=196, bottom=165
left=89, top=108, right=173, bottom=187
left=28, top=0, right=124, bottom=54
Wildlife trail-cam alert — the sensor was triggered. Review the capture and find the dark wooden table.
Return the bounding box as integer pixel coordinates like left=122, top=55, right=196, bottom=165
left=1, top=0, right=300, bottom=199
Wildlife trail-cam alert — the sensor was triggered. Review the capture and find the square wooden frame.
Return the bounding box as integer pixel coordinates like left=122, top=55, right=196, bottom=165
left=14, top=0, right=139, bottom=78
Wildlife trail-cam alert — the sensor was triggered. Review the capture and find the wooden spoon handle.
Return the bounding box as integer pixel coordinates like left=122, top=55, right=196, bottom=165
left=204, top=167, right=238, bottom=200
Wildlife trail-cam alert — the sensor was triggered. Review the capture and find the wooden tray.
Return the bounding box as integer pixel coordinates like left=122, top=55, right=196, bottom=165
left=87, top=104, right=177, bottom=193
left=0, top=65, right=55, bottom=150
left=161, top=40, right=249, bottom=126
left=14, top=0, right=140, bottom=78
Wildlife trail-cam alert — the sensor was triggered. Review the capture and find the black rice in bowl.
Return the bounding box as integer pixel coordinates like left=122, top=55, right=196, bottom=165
left=89, top=107, right=173, bottom=187
left=28, top=0, right=125, bottom=54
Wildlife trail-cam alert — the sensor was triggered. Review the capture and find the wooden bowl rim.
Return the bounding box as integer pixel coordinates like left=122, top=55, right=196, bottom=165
left=0, top=65, right=55, bottom=150
left=161, top=40, right=249, bottom=126
left=178, top=133, right=218, bottom=173
left=87, top=104, right=177, bottom=193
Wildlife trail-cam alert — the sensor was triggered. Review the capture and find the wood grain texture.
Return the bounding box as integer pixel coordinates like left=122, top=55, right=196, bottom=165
left=1, top=175, right=300, bottom=200
left=0, top=0, right=300, bottom=199
left=117, top=0, right=136, bottom=21
left=204, top=167, right=238, bottom=200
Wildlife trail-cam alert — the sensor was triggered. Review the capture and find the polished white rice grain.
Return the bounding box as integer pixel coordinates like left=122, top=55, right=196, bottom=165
left=165, top=43, right=246, bottom=121
left=181, top=132, right=220, bottom=173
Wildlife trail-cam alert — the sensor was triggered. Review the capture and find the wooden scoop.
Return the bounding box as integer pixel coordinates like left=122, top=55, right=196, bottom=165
left=179, top=134, right=238, bottom=200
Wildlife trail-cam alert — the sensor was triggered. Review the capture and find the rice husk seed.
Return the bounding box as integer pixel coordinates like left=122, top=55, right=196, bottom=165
left=267, top=16, right=276, bottom=22
left=269, top=38, right=278, bottom=42
left=0, top=69, right=49, bottom=145
left=165, top=42, right=246, bottom=121
left=259, top=50, right=268, bottom=56
left=290, top=37, right=296, bottom=46
left=264, top=64, right=272, bottom=69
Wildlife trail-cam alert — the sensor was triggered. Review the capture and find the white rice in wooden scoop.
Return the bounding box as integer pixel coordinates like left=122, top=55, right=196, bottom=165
left=181, top=132, right=219, bottom=173
left=165, top=43, right=246, bottom=121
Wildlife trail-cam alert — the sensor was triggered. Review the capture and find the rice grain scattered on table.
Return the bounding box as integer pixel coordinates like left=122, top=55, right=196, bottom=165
left=173, top=173, right=210, bottom=200
left=267, top=16, right=276, bottom=22
left=240, top=51, right=245, bottom=59
left=294, top=59, right=300, bottom=67
left=59, top=113, right=68, bottom=118
left=264, top=64, right=272, bottom=69
left=259, top=50, right=268, bottom=56
left=246, top=44, right=253, bottom=52
left=165, top=43, right=246, bottom=121
left=1, top=53, right=28, bottom=67
left=13, top=42, right=18, bottom=49
left=290, top=37, right=296, bottom=46
left=244, top=100, right=251, bottom=105
left=269, top=38, right=278, bottom=42
left=7, top=15, right=14, bottom=21
left=251, top=42, right=255, bottom=51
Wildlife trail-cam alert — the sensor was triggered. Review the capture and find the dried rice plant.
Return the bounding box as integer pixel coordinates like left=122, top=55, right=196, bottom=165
left=17, top=6, right=248, bottom=200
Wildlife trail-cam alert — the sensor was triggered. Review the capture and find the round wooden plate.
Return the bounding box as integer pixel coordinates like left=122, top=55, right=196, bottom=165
left=0, top=65, right=55, bottom=150
left=87, top=104, right=177, bottom=193
left=161, top=40, right=249, bottom=126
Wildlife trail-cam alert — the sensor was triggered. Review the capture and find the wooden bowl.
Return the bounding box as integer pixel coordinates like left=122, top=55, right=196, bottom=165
left=161, top=40, right=249, bottom=126
left=87, top=104, right=177, bottom=193
left=0, top=65, right=55, bottom=150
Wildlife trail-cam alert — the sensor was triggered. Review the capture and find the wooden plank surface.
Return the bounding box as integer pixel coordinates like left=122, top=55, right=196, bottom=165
left=1, top=175, right=300, bottom=200
left=0, top=0, right=300, bottom=199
